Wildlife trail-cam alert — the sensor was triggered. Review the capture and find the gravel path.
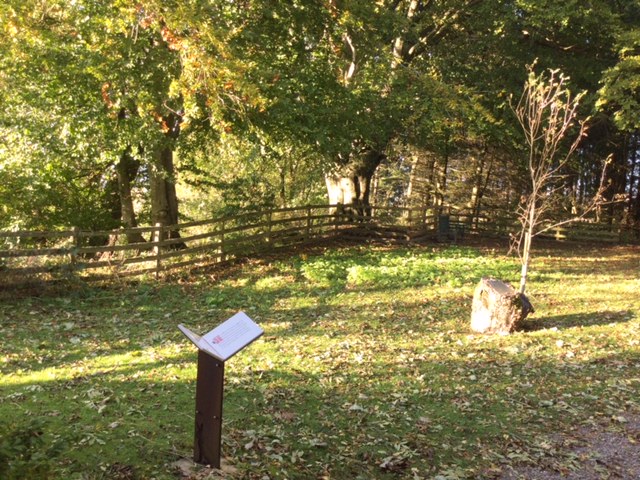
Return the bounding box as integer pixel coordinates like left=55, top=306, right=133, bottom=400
left=499, top=414, right=640, bottom=480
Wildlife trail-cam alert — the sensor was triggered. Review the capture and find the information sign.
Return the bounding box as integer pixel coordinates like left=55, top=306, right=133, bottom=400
left=178, top=311, right=263, bottom=468
left=179, top=311, right=264, bottom=361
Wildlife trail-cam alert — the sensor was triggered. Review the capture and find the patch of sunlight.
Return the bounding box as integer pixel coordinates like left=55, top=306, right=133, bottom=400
left=253, top=275, right=292, bottom=291
left=260, top=320, right=292, bottom=332
left=2, top=343, right=191, bottom=387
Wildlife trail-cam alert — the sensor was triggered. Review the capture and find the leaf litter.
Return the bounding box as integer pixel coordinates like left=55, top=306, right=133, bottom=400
left=497, top=413, right=640, bottom=479
left=0, top=243, right=638, bottom=479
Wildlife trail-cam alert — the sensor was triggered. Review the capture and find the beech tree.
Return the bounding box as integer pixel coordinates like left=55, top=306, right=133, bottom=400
left=229, top=0, right=502, bottom=212
left=0, top=1, right=245, bottom=234
left=1, top=0, right=637, bottom=233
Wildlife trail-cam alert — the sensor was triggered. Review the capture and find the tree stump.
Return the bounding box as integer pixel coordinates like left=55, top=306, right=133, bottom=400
left=470, top=277, right=534, bottom=334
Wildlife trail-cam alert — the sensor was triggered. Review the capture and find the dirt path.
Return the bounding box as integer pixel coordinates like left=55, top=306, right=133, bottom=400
left=499, top=414, right=640, bottom=480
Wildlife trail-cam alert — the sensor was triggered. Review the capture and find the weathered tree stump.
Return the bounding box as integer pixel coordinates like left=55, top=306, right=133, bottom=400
left=470, top=277, right=534, bottom=334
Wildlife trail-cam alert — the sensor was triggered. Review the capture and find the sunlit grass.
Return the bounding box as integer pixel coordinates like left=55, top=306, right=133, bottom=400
left=1, top=243, right=639, bottom=479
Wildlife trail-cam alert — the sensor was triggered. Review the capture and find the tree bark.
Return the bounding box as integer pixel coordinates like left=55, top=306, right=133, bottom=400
left=603, top=134, right=628, bottom=226
left=434, top=151, right=449, bottom=208
left=325, top=148, right=385, bottom=217
left=150, top=113, right=184, bottom=247
left=519, top=197, right=536, bottom=295
left=627, top=135, right=638, bottom=225
left=473, top=155, right=494, bottom=229
left=150, top=146, right=182, bottom=237
left=116, top=148, right=146, bottom=244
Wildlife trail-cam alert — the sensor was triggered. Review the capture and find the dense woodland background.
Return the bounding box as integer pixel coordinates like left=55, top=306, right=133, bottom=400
left=1, top=0, right=639, bottom=238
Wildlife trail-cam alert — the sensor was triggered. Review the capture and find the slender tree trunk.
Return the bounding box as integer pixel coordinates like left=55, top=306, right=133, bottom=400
left=519, top=200, right=536, bottom=294
left=403, top=150, right=436, bottom=210
left=406, top=153, right=419, bottom=206
left=371, top=168, right=380, bottom=207
left=473, top=155, right=494, bottom=229
left=279, top=166, right=287, bottom=207
left=98, top=175, right=121, bottom=249
left=634, top=135, right=640, bottom=229
left=435, top=152, right=449, bottom=208
left=570, top=176, right=579, bottom=215
left=105, top=175, right=121, bottom=225
left=468, top=153, right=483, bottom=210
left=604, top=135, right=628, bottom=226
left=423, top=153, right=437, bottom=209
left=627, top=135, right=638, bottom=224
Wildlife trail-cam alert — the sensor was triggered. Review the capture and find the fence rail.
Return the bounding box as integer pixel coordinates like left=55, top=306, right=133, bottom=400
left=1, top=204, right=637, bottom=285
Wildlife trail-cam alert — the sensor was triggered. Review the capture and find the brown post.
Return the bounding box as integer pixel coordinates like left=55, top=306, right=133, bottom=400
left=306, top=206, right=312, bottom=241
left=153, top=222, right=163, bottom=279
left=266, top=211, right=273, bottom=244
left=194, top=351, right=225, bottom=468
left=219, top=221, right=226, bottom=262
left=334, top=204, right=344, bottom=236
left=70, top=226, right=80, bottom=272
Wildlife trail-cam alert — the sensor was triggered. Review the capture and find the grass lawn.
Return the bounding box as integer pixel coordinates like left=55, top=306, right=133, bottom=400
left=1, top=242, right=639, bottom=479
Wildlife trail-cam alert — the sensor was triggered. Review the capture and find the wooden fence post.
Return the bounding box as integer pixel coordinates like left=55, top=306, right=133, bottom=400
left=334, top=204, right=344, bottom=236
left=306, top=206, right=312, bottom=241
left=69, top=226, right=80, bottom=273
left=219, top=221, right=226, bottom=262
left=266, top=211, right=273, bottom=244
left=153, top=222, right=163, bottom=279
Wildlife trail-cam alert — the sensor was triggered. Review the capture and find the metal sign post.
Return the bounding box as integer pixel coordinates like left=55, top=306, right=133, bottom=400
left=179, top=312, right=264, bottom=469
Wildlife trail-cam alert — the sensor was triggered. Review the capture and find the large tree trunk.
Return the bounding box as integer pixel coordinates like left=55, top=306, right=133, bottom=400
left=150, top=146, right=182, bottom=238
left=325, top=148, right=385, bottom=217
left=116, top=148, right=146, bottom=244
left=150, top=113, right=184, bottom=247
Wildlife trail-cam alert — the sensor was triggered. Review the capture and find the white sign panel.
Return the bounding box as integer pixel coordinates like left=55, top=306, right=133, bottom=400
left=179, top=311, right=264, bottom=362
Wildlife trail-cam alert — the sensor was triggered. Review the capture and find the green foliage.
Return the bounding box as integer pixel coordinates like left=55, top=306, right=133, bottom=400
left=178, top=131, right=326, bottom=219
left=598, top=30, right=640, bottom=131
left=1, top=0, right=637, bottom=231
left=301, top=246, right=518, bottom=289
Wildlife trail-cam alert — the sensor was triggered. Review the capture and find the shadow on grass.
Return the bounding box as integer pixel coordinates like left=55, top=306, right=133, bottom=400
left=3, top=339, right=639, bottom=480
left=521, top=310, right=636, bottom=331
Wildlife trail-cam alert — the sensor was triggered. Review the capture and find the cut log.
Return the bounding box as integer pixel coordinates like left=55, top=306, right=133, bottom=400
left=470, top=277, right=534, bottom=334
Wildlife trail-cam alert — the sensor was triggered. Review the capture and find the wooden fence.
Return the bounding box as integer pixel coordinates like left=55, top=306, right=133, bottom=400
left=446, top=209, right=639, bottom=244
left=0, top=204, right=637, bottom=286
left=0, top=204, right=436, bottom=284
